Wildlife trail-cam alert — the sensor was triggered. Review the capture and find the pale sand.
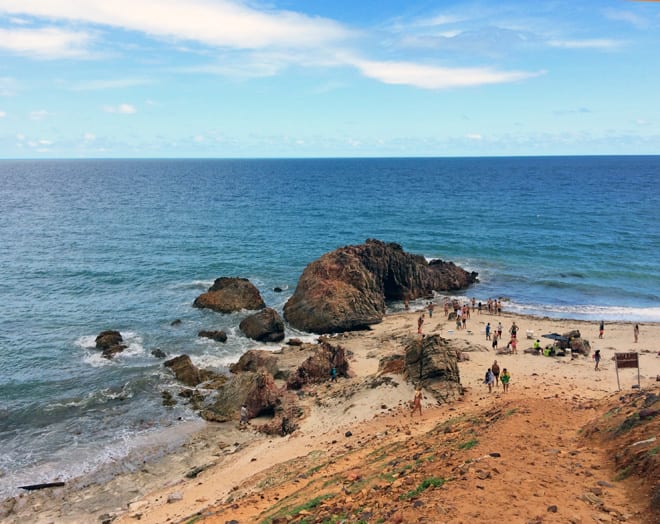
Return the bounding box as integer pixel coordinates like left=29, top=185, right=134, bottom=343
left=11, top=309, right=660, bottom=524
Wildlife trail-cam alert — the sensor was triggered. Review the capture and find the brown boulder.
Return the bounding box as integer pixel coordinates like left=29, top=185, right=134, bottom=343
left=198, top=330, right=228, bottom=343
left=286, top=338, right=349, bottom=389
left=164, top=354, right=217, bottom=387
left=239, top=308, right=285, bottom=342
left=201, top=370, right=281, bottom=422
left=95, top=330, right=127, bottom=359
left=193, top=277, right=265, bottom=313
left=284, top=239, right=477, bottom=334
left=229, top=349, right=281, bottom=378
left=404, top=334, right=463, bottom=402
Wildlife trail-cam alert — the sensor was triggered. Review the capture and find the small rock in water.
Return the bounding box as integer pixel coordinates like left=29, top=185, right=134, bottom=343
left=151, top=348, right=167, bottom=358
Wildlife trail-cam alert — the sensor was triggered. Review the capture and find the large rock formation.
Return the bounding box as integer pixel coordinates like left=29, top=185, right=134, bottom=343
left=193, top=277, right=266, bottom=313
left=239, top=307, right=285, bottom=343
left=404, top=334, right=463, bottom=403
left=283, top=239, right=478, bottom=334
left=286, top=338, right=349, bottom=389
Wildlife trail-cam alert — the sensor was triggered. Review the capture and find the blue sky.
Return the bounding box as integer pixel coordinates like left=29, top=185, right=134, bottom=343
left=0, top=0, right=659, bottom=158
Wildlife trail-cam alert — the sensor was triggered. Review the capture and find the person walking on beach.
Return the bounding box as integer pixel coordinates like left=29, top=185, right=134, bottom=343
left=501, top=369, right=511, bottom=393
left=634, top=324, right=640, bottom=343
left=497, top=322, right=503, bottom=339
left=491, top=360, right=500, bottom=387
left=594, top=349, right=601, bottom=371
left=417, top=313, right=425, bottom=334
left=599, top=320, right=604, bottom=339
left=509, top=322, right=518, bottom=339
left=492, top=332, right=499, bottom=351
left=239, top=404, right=249, bottom=427
left=485, top=322, right=491, bottom=340
left=427, top=302, right=435, bottom=318
left=484, top=368, right=495, bottom=393
left=411, top=385, right=423, bottom=417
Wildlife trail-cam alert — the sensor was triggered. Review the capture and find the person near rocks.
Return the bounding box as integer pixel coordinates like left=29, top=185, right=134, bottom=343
left=594, top=349, right=601, bottom=371
left=501, top=369, right=511, bottom=392
left=599, top=320, right=604, bottom=339
left=634, top=323, right=640, bottom=343
left=411, top=385, right=423, bottom=417
left=239, top=404, right=249, bottom=427
left=485, top=322, right=491, bottom=340
left=330, top=366, right=337, bottom=382
left=427, top=302, right=435, bottom=318
left=484, top=368, right=495, bottom=393
left=404, top=297, right=410, bottom=310
left=491, top=360, right=500, bottom=387
left=444, top=300, right=449, bottom=317
left=417, top=313, right=425, bottom=334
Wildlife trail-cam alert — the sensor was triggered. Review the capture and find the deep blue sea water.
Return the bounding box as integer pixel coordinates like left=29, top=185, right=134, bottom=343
left=0, top=156, right=659, bottom=497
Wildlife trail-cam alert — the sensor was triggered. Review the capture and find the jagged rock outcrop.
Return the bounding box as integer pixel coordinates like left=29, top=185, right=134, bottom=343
left=563, top=329, right=591, bottom=356
left=193, top=277, right=266, bottom=313
left=283, top=239, right=478, bottom=334
left=201, top=370, right=281, bottom=423
left=229, top=349, right=282, bottom=379
left=404, top=334, right=463, bottom=403
left=286, top=338, right=349, bottom=389
left=163, top=354, right=218, bottom=387
left=239, top=308, right=285, bottom=342
left=95, top=330, right=127, bottom=359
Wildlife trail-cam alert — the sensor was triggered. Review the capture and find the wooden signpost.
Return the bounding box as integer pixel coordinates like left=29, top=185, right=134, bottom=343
left=614, top=352, right=640, bottom=390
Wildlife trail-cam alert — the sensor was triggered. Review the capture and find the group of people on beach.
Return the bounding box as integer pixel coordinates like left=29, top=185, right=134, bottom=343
left=484, top=360, right=511, bottom=393
left=485, top=321, right=520, bottom=354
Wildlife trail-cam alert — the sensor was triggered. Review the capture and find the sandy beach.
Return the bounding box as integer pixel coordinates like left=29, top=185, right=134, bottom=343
left=6, top=307, right=660, bottom=524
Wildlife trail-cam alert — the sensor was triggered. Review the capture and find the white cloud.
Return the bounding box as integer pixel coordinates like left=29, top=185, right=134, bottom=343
left=0, top=0, right=351, bottom=50
left=348, top=57, right=543, bottom=89
left=103, top=103, right=136, bottom=114
left=0, top=27, right=92, bottom=59
left=603, top=9, right=649, bottom=29
left=466, top=133, right=482, bottom=140
left=83, top=132, right=96, bottom=140
left=0, top=110, right=6, bottom=117
left=71, top=78, right=151, bottom=91
left=29, top=109, right=51, bottom=120
left=548, top=38, right=623, bottom=50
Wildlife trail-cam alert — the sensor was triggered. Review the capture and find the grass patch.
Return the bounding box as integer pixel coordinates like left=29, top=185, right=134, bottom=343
left=648, top=445, right=660, bottom=457
left=400, top=477, right=445, bottom=500
left=504, top=408, right=518, bottom=417
left=458, top=438, right=479, bottom=450
left=263, top=493, right=336, bottom=524
left=614, top=465, right=634, bottom=481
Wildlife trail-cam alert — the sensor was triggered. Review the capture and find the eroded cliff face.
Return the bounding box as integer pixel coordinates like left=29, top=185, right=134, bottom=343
left=284, top=239, right=478, bottom=334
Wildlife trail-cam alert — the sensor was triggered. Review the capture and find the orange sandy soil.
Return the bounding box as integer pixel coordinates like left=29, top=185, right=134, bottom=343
left=190, top=387, right=659, bottom=524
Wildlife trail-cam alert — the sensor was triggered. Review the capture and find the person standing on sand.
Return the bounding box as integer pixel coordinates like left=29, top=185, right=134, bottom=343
left=594, top=349, right=601, bottom=370
left=239, top=404, right=249, bottom=427
left=491, top=360, right=500, bottom=387
left=485, top=322, right=491, bottom=340
left=509, top=337, right=518, bottom=354
left=411, top=385, right=423, bottom=417
left=634, top=324, right=640, bottom=343
left=492, top=332, right=499, bottom=351
left=484, top=368, right=495, bottom=393
left=497, top=322, right=503, bottom=339
left=417, top=313, right=425, bottom=334
left=599, top=320, right=604, bottom=339
left=501, top=369, right=511, bottom=393
left=428, top=302, right=435, bottom=318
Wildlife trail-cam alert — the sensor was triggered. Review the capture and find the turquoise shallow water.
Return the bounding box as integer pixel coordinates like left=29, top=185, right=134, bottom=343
left=0, top=156, right=658, bottom=496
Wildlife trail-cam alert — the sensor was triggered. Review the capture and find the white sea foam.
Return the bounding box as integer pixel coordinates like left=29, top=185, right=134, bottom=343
left=503, top=302, right=660, bottom=322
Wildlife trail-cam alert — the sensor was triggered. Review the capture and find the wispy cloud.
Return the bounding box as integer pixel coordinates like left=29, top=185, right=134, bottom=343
left=103, top=103, right=137, bottom=114
left=348, top=57, right=543, bottom=89
left=0, top=110, right=6, bottom=117
left=29, top=109, right=51, bottom=120
left=71, top=78, right=152, bottom=91
left=0, top=0, right=352, bottom=50
left=548, top=38, right=623, bottom=50
left=603, top=8, right=649, bottom=29
left=0, top=27, right=93, bottom=59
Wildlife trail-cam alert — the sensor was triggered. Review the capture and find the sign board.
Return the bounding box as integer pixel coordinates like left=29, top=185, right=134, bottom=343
left=615, top=352, right=639, bottom=369
left=614, top=352, right=640, bottom=390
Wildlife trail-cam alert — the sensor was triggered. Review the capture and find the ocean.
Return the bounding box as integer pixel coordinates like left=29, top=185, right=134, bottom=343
left=0, top=156, right=658, bottom=498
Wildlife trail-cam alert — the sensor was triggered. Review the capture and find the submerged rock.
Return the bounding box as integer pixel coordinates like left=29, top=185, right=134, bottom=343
left=95, top=330, right=127, bottom=359
left=163, top=354, right=217, bottom=387
left=283, top=239, right=478, bottom=334
left=198, top=330, right=228, bottom=343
